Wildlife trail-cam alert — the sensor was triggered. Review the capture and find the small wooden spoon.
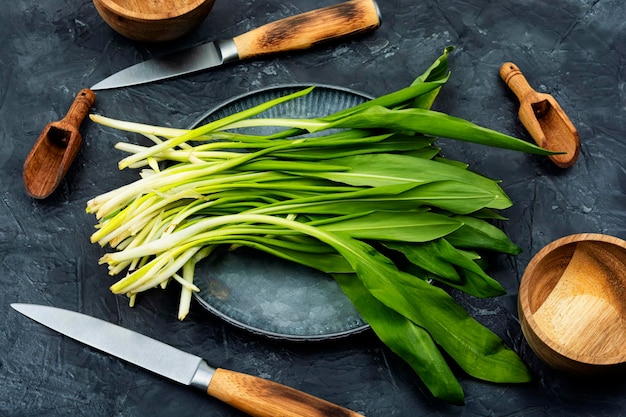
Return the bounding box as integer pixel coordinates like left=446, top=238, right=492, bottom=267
left=500, top=62, right=580, bottom=168
left=23, top=89, right=96, bottom=199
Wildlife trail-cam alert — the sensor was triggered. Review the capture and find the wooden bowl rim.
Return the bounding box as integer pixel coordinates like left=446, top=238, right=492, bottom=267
left=94, top=0, right=211, bottom=21
left=519, top=233, right=626, bottom=366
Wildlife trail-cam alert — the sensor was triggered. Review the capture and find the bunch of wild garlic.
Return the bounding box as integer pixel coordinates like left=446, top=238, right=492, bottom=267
left=88, top=48, right=551, bottom=403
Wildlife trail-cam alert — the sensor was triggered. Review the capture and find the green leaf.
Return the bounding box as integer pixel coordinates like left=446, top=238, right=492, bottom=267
left=251, top=183, right=417, bottom=215
left=252, top=180, right=497, bottom=217
left=403, top=146, right=442, bottom=160
left=218, top=237, right=354, bottom=274
left=269, top=134, right=437, bottom=161
left=306, top=154, right=512, bottom=210
left=323, top=106, right=557, bottom=155
left=318, top=81, right=450, bottom=122
left=119, top=87, right=316, bottom=169
left=322, top=233, right=531, bottom=384
left=386, top=238, right=506, bottom=297
left=412, top=46, right=455, bottom=85
left=395, top=180, right=498, bottom=214
left=384, top=241, right=462, bottom=284
left=317, top=211, right=463, bottom=242
left=446, top=215, right=522, bottom=255
left=408, top=46, right=455, bottom=110
left=333, top=273, right=465, bottom=404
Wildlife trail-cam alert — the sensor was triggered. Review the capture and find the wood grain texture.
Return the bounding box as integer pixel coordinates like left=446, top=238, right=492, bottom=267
left=93, top=0, right=215, bottom=42
left=104, top=0, right=204, bottom=16
left=500, top=62, right=580, bottom=168
left=207, top=368, right=364, bottom=417
left=519, top=234, right=626, bottom=374
left=22, top=89, right=95, bottom=199
left=233, top=0, right=381, bottom=59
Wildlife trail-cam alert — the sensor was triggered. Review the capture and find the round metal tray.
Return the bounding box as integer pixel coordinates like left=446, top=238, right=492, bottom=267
left=190, top=84, right=372, bottom=341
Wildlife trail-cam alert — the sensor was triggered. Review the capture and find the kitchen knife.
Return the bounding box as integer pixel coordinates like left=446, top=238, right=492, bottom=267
left=11, top=303, right=364, bottom=417
left=91, top=0, right=381, bottom=90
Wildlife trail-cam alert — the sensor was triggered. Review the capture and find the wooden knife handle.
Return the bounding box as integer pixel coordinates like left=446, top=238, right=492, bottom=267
left=207, top=368, right=365, bottom=417
left=233, top=0, right=381, bottom=60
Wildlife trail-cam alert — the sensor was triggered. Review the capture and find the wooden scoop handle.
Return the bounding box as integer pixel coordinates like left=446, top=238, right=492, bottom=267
left=61, top=88, right=96, bottom=129
left=500, top=62, right=537, bottom=101
left=234, top=0, right=381, bottom=60
left=207, top=368, right=364, bottom=417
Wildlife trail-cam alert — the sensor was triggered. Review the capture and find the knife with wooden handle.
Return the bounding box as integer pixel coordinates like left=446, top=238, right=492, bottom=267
left=92, top=0, right=381, bottom=90
left=11, top=304, right=364, bottom=417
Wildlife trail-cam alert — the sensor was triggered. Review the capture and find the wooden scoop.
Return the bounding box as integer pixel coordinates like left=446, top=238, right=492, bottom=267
left=500, top=62, right=580, bottom=168
left=23, top=89, right=96, bottom=199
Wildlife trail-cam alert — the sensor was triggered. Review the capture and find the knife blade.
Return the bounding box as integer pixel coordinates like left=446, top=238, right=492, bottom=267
left=11, top=303, right=364, bottom=417
left=91, top=0, right=381, bottom=90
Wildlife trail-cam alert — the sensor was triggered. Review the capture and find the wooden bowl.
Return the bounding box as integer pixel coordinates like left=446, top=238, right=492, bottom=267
left=93, top=0, right=215, bottom=42
left=519, top=234, right=626, bottom=374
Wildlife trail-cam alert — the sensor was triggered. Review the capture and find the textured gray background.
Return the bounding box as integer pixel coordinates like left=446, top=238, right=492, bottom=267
left=1, top=0, right=625, bottom=416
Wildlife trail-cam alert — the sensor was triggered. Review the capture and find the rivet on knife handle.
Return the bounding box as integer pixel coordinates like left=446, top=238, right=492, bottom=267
left=500, top=62, right=580, bottom=168
left=234, top=0, right=381, bottom=59
left=207, top=368, right=365, bottom=417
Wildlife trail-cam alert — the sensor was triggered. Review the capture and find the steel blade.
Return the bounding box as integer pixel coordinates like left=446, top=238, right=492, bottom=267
left=11, top=303, right=214, bottom=387
left=91, top=39, right=239, bottom=90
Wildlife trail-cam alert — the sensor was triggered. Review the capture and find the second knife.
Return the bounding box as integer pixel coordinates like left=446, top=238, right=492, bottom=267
left=92, top=0, right=381, bottom=90
left=12, top=303, right=365, bottom=417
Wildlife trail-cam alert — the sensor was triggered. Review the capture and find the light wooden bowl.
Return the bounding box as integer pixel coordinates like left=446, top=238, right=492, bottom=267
left=519, top=234, right=626, bottom=374
left=93, top=0, right=215, bottom=42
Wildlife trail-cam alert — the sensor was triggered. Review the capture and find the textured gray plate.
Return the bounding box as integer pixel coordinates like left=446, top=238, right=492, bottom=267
left=190, top=85, right=372, bottom=341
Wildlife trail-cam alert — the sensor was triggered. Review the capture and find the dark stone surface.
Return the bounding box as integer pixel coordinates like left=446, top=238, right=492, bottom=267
left=1, top=0, right=625, bottom=416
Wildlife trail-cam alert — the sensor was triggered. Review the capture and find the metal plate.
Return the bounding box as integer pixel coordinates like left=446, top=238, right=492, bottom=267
left=190, top=85, right=372, bottom=341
